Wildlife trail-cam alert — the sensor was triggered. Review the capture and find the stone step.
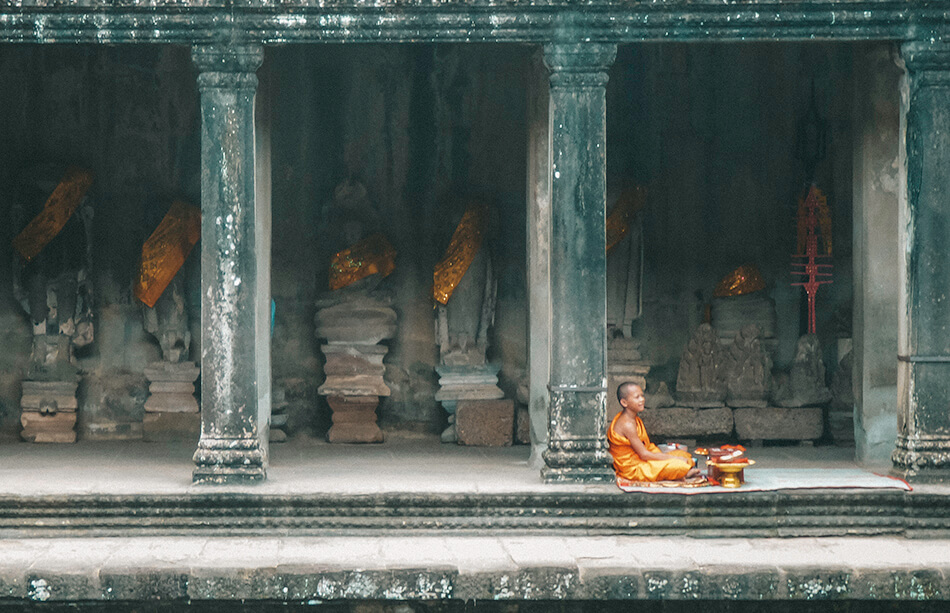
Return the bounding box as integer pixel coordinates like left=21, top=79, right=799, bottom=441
left=0, top=488, right=937, bottom=539
left=0, top=534, right=948, bottom=603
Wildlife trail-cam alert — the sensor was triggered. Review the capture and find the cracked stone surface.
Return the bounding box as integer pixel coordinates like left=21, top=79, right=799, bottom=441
left=2, top=536, right=950, bottom=602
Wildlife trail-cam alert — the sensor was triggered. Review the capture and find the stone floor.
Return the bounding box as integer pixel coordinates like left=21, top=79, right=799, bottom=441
left=0, top=432, right=913, bottom=496
left=1, top=435, right=949, bottom=604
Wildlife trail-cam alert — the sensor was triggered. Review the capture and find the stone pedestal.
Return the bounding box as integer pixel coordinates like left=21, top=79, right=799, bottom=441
left=20, top=380, right=79, bottom=443
left=435, top=363, right=504, bottom=443
left=143, top=362, right=200, bottom=442
left=316, top=291, right=396, bottom=444
left=325, top=396, right=384, bottom=443
left=319, top=344, right=389, bottom=443
left=539, top=42, right=617, bottom=482
left=457, top=399, right=515, bottom=447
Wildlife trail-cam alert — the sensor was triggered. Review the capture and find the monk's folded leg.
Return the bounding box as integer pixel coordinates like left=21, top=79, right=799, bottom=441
left=654, top=458, right=693, bottom=481
left=669, top=449, right=694, bottom=463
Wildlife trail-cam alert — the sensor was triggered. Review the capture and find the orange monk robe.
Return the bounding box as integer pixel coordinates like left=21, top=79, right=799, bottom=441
left=607, top=412, right=695, bottom=482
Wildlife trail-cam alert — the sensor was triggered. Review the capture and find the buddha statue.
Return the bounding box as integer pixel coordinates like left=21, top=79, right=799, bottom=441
left=314, top=179, right=397, bottom=443
left=12, top=164, right=95, bottom=443
left=433, top=202, right=503, bottom=443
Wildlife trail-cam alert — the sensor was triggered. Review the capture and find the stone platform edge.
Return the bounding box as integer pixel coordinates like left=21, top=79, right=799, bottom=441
left=1, top=542, right=949, bottom=603
left=0, top=489, right=948, bottom=538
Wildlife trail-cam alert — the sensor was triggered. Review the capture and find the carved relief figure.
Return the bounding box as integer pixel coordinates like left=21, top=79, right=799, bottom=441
left=724, top=324, right=772, bottom=408
left=675, top=323, right=727, bottom=407
left=774, top=333, right=832, bottom=408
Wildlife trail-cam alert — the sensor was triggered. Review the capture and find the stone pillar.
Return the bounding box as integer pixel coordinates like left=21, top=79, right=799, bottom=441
left=852, top=43, right=901, bottom=465
left=526, top=49, right=552, bottom=468
left=892, top=41, right=950, bottom=480
left=540, top=43, right=617, bottom=483
left=191, top=44, right=270, bottom=484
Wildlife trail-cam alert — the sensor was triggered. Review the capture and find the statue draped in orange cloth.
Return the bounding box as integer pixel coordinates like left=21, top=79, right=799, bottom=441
left=607, top=382, right=701, bottom=482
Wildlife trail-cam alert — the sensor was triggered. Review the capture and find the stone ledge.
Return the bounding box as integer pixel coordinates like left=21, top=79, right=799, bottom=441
left=0, top=489, right=944, bottom=538
left=0, top=4, right=943, bottom=45
left=1, top=536, right=950, bottom=602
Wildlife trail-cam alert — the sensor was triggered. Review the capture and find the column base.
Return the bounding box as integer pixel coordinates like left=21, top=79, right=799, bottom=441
left=541, top=465, right=616, bottom=483
left=193, top=437, right=266, bottom=484
left=892, top=436, right=950, bottom=482
left=541, top=443, right=615, bottom=483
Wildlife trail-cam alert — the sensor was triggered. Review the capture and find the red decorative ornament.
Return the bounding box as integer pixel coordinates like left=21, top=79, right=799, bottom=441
left=791, top=184, right=833, bottom=335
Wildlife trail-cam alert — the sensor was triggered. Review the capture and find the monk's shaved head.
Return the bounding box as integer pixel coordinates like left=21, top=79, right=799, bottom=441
left=617, top=381, right=643, bottom=404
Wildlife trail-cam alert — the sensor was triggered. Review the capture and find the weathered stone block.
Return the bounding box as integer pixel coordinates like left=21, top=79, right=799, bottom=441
left=642, top=571, right=705, bottom=600
left=319, top=344, right=391, bottom=398
left=854, top=569, right=944, bottom=600
left=322, top=347, right=387, bottom=377
left=578, top=569, right=640, bottom=600
left=700, top=571, right=781, bottom=600
left=319, top=374, right=391, bottom=397
left=315, top=303, right=397, bottom=344
left=456, top=399, right=514, bottom=447
left=639, top=406, right=733, bottom=438
left=144, top=361, right=200, bottom=413
left=143, top=411, right=200, bottom=443
left=100, top=571, right=188, bottom=601
left=785, top=570, right=854, bottom=599
left=21, top=380, right=78, bottom=411
left=21, top=410, right=77, bottom=443
left=733, top=407, right=823, bottom=441
left=434, top=364, right=505, bottom=403
left=326, top=395, right=383, bottom=443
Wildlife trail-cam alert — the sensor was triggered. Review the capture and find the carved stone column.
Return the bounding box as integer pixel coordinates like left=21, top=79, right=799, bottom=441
left=191, top=44, right=270, bottom=484
left=892, top=41, right=950, bottom=480
left=540, top=43, right=617, bottom=482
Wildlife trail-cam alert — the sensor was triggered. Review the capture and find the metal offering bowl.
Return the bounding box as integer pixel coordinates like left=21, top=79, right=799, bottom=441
left=707, top=459, right=756, bottom=488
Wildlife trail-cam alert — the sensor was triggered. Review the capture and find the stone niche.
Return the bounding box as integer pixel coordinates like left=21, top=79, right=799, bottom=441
left=606, top=42, right=855, bottom=446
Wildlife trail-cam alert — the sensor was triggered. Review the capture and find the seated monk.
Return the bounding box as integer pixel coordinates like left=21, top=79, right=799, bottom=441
left=608, top=381, right=702, bottom=482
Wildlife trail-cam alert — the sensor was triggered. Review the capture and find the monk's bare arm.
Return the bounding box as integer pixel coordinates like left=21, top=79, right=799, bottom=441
left=614, top=420, right=678, bottom=463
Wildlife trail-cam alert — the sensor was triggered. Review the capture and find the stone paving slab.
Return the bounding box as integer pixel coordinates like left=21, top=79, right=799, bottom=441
left=0, top=435, right=907, bottom=497
left=1, top=536, right=949, bottom=603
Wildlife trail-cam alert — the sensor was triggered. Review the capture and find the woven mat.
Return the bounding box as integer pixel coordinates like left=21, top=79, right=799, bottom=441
left=616, top=468, right=911, bottom=494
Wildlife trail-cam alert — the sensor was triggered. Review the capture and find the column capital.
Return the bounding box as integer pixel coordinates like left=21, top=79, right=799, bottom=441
left=543, top=43, right=617, bottom=87
left=900, top=40, right=950, bottom=75
left=192, top=44, right=264, bottom=89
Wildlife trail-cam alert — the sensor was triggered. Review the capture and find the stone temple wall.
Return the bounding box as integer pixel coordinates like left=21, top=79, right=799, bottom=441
left=0, top=42, right=877, bottom=438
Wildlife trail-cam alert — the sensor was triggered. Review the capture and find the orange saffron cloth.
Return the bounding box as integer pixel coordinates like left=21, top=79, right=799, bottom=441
left=607, top=412, right=695, bottom=482
left=328, top=232, right=397, bottom=291
left=13, top=167, right=93, bottom=263
left=432, top=203, right=487, bottom=305
left=134, top=200, right=202, bottom=308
